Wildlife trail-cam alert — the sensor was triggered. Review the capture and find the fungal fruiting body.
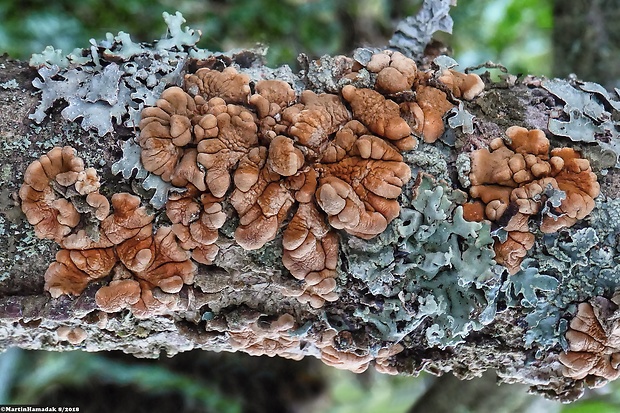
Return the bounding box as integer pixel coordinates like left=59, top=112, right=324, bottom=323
left=23, top=51, right=486, bottom=311
left=130, top=53, right=485, bottom=306
left=466, top=126, right=599, bottom=273
left=20, top=149, right=196, bottom=318
left=560, top=296, right=620, bottom=386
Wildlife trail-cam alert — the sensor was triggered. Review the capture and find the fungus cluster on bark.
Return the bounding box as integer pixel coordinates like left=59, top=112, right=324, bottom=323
left=464, top=126, right=600, bottom=273
left=19, top=49, right=486, bottom=371
left=20, top=146, right=99, bottom=242
left=20, top=150, right=197, bottom=319
left=133, top=52, right=483, bottom=307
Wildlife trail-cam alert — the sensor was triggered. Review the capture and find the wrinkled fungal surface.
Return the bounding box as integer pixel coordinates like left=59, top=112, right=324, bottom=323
left=5, top=7, right=620, bottom=403
left=128, top=47, right=485, bottom=309
left=559, top=296, right=620, bottom=386
left=466, top=126, right=600, bottom=274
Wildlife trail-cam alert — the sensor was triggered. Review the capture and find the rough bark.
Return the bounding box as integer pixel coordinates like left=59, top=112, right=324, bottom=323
left=1, top=3, right=620, bottom=405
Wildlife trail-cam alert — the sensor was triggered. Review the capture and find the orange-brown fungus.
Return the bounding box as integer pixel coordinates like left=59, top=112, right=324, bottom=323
left=226, top=313, right=304, bottom=361
left=559, top=298, right=620, bottom=384
left=15, top=147, right=197, bottom=318
left=95, top=279, right=142, bottom=313
left=19, top=146, right=85, bottom=241
left=413, top=85, right=455, bottom=143
left=196, top=98, right=259, bottom=197
left=367, top=50, right=417, bottom=95
left=56, top=326, right=87, bottom=345
left=249, top=79, right=296, bottom=140
left=89, top=222, right=197, bottom=318
left=467, top=126, right=599, bottom=273
left=168, top=191, right=225, bottom=265
left=438, top=69, right=485, bottom=101
left=341, top=85, right=412, bottom=148
left=315, top=121, right=411, bottom=239
left=184, top=66, right=251, bottom=104
left=316, top=329, right=403, bottom=374
left=17, top=54, right=480, bottom=309
left=138, top=86, right=198, bottom=183
left=282, top=90, right=351, bottom=159
left=45, top=248, right=116, bottom=298
left=131, top=56, right=452, bottom=307
left=282, top=202, right=339, bottom=308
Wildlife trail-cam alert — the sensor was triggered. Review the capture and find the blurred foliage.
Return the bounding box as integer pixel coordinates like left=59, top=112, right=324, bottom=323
left=9, top=351, right=241, bottom=413
left=0, top=0, right=551, bottom=74
left=0, top=0, right=411, bottom=67
left=448, top=0, right=553, bottom=75
left=560, top=381, right=620, bottom=413
left=562, top=401, right=620, bottom=413
left=324, top=369, right=427, bottom=413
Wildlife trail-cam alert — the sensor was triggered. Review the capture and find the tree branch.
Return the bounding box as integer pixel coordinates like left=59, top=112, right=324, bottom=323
left=1, top=8, right=619, bottom=404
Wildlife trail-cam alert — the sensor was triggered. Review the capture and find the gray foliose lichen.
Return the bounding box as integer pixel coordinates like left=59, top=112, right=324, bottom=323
left=28, top=12, right=203, bottom=208
left=344, top=174, right=499, bottom=348
left=506, top=196, right=620, bottom=354
left=542, top=78, right=620, bottom=168
left=29, top=11, right=198, bottom=134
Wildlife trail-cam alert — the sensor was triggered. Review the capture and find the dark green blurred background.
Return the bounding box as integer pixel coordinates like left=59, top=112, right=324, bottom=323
left=0, top=0, right=553, bottom=75
left=2, top=0, right=620, bottom=412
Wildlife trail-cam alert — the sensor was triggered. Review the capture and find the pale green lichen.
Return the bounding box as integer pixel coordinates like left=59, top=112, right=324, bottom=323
left=346, top=174, right=498, bottom=347
left=111, top=139, right=175, bottom=209
left=502, top=259, right=559, bottom=308
left=29, top=12, right=197, bottom=136
left=29, top=46, right=69, bottom=68
left=141, top=174, right=175, bottom=209
left=503, top=197, right=620, bottom=353
left=447, top=102, right=475, bottom=134
left=542, top=78, right=620, bottom=168
left=156, top=12, right=202, bottom=51
left=0, top=79, right=19, bottom=90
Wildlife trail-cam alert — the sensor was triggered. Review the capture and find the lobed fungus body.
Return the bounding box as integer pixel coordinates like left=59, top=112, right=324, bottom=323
left=466, top=126, right=600, bottom=273
left=19, top=146, right=88, bottom=242
left=130, top=59, right=474, bottom=307
left=56, top=326, right=88, bottom=345
left=366, top=50, right=417, bottom=95
left=559, top=296, right=620, bottom=386
left=20, top=148, right=198, bottom=319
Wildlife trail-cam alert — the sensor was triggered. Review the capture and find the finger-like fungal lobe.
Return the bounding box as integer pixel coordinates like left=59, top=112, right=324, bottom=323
left=282, top=202, right=339, bottom=308
left=559, top=296, right=620, bottom=386
left=341, top=85, right=413, bottom=149
left=184, top=66, right=251, bottom=104
left=466, top=126, right=600, bottom=273
left=169, top=190, right=224, bottom=265
left=138, top=87, right=198, bottom=183
left=437, top=69, right=485, bottom=101
left=250, top=80, right=297, bottom=140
